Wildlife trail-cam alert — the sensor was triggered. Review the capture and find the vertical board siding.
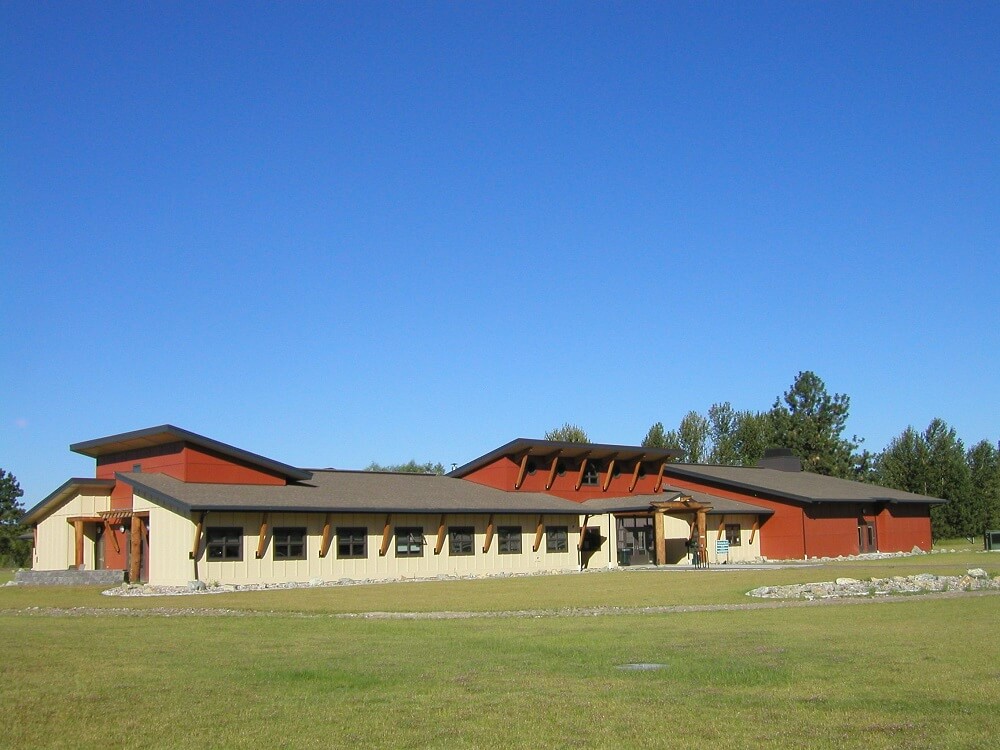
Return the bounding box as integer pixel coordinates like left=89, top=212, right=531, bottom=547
left=33, top=492, right=111, bottom=571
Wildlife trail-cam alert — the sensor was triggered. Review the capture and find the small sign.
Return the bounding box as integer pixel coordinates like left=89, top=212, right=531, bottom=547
left=716, top=539, right=730, bottom=555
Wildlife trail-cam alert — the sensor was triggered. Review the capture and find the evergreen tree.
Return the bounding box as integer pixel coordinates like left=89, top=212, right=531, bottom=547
left=707, top=403, right=772, bottom=466
left=0, top=469, right=28, bottom=568
left=967, top=439, right=1000, bottom=534
left=544, top=423, right=590, bottom=443
left=365, top=460, right=446, bottom=474
left=769, top=371, right=858, bottom=477
left=641, top=422, right=668, bottom=448
left=676, top=411, right=710, bottom=464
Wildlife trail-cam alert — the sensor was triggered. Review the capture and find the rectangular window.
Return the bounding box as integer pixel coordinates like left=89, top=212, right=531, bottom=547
left=273, top=527, right=306, bottom=560
left=449, top=526, right=474, bottom=556
left=546, top=526, right=568, bottom=553
left=725, top=524, right=741, bottom=546
left=395, top=527, right=424, bottom=557
left=206, top=527, right=242, bottom=561
left=336, top=527, right=367, bottom=559
left=498, top=526, right=522, bottom=554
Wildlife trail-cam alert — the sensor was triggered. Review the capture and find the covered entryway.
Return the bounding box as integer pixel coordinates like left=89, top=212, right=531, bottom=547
left=616, top=515, right=655, bottom=565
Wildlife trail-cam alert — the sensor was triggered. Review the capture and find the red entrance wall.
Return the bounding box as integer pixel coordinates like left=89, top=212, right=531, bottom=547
left=875, top=504, right=932, bottom=552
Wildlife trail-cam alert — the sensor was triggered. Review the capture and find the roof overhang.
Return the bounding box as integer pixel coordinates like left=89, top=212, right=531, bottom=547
left=22, top=478, right=116, bottom=525
left=71, top=424, right=312, bottom=482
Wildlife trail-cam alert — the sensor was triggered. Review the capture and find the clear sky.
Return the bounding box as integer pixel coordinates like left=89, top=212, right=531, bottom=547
left=2, top=1, right=998, bottom=504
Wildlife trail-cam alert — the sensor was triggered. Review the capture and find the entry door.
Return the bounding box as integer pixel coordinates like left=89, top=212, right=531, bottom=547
left=617, top=517, right=654, bottom=565
left=858, top=521, right=876, bottom=553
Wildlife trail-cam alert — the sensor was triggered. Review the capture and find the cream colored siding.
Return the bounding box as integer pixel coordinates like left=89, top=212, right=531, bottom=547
left=133, top=498, right=586, bottom=585
left=707, top=514, right=760, bottom=563
left=32, top=491, right=111, bottom=571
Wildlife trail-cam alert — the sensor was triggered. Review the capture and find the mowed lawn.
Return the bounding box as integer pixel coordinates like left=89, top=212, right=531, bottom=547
left=2, top=554, right=998, bottom=749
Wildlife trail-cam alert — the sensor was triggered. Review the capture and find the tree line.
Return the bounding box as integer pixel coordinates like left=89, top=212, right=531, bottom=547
left=546, top=371, right=999, bottom=541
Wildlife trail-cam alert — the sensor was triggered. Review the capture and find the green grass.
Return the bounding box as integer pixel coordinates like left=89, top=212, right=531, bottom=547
left=0, top=569, right=14, bottom=584
left=2, top=554, right=997, bottom=749
left=1, top=597, right=997, bottom=749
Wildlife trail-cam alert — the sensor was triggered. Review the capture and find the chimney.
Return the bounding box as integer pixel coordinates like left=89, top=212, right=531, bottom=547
left=757, top=448, right=802, bottom=472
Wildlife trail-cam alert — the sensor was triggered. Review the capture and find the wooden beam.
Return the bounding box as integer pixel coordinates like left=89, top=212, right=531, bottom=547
left=514, top=453, right=530, bottom=490
left=697, top=508, right=708, bottom=565
left=628, top=461, right=643, bottom=493
left=717, top=517, right=726, bottom=541
left=379, top=515, right=392, bottom=557
left=532, top=515, right=544, bottom=552
left=577, top=514, right=591, bottom=551
left=654, top=461, right=667, bottom=492
left=255, top=512, right=270, bottom=559
left=602, top=458, right=616, bottom=492
left=654, top=510, right=665, bottom=565
left=749, top=519, right=759, bottom=545
left=74, top=519, right=84, bottom=569
left=128, top=514, right=141, bottom=583
left=575, top=457, right=589, bottom=491
left=545, top=455, right=560, bottom=490
left=190, top=512, right=205, bottom=560
left=483, top=514, right=495, bottom=553
left=434, top=514, right=447, bottom=555
left=319, top=513, right=333, bottom=558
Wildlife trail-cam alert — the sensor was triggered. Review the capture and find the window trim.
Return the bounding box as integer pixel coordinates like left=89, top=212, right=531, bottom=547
left=395, top=526, right=425, bottom=558
left=336, top=527, right=367, bottom=559
left=449, top=526, right=475, bottom=556
left=546, top=525, right=569, bottom=553
left=497, top=526, right=522, bottom=555
left=272, top=526, right=307, bottom=560
left=206, top=526, right=243, bottom=561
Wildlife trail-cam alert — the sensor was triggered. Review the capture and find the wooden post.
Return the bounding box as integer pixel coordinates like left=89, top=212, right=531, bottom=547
left=483, top=514, right=495, bottom=553
left=255, top=513, right=270, bottom=559
left=575, top=458, right=589, bottom=491
left=532, top=515, right=544, bottom=552
left=434, top=514, right=446, bottom=555
left=545, top=455, right=559, bottom=490
left=74, top=519, right=85, bottom=569
left=514, top=454, right=529, bottom=490
left=379, top=515, right=392, bottom=557
left=602, top=459, right=616, bottom=492
left=654, top=510, right=665, bottom=565
left=129, top=514, right=141, bottom=583
left=697, top=508, right=708, bottom=563
left=319, top=514, right=333, bottom=558
left=654, top=461, right=667, bottom=492
left=190, top=512, right=205, bottom=560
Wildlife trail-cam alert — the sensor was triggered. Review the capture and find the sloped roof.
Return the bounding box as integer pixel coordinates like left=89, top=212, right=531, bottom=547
left=578, top=490, right=774, bottom=516
left=449, top=438, right=685, bottom=478
left=116, top=471, right=590, bottom=515
left=662, top=464, right=944, bottom=505
left=70, top=425, right=311, bottom=482
left=22, top=478, right=116, bottom=525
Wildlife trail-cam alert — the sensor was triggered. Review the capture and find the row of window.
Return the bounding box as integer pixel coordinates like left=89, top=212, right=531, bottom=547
left=205, top=525, right=571, bottom=561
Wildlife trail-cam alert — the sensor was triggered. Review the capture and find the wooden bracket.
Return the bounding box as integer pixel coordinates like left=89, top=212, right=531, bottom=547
left=602, top=458, right=617, bottom=492
left=532, top=515, right=544, bottom=552
left=483, top=514, right=495, bottom=553
left=514, top=453, right=530, bottom=490
left=654, top=461, right=667, bottom=492
left=749, top=519, right=759, bottom=545
left=577, top=514, right=591, bottom=551
left=545, top=454, right=560, bottom=490
left=628, top=460, right=644, bottom=493
left=717, top=517, right=726, bottom=541
left=434, top=514, right=447, bottom=555
left=379, top=515, right=392, bottom=557
left=319, top=513, right=333, bottom=558
left=255, top=512, right=270, bottom=559
left=190, top=512, right=205, bottom=560
left=575, top=457, right=590, bottom=491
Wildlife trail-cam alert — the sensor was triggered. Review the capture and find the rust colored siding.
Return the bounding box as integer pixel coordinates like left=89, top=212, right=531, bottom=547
left=875, top=504, right=932, bottom=552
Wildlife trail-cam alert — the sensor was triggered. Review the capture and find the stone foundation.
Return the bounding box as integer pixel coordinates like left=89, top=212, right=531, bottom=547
left=13, top=569, right=126, bottom=586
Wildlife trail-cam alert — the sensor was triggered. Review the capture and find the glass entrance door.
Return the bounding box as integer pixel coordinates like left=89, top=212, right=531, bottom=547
left=616, top=516, right=655, bottom=565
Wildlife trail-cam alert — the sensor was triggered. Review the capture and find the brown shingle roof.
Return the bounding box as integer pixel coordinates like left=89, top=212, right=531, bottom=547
left=117, top=471, right=590, bottom=515
left=663, top=464, right=944, bottom=505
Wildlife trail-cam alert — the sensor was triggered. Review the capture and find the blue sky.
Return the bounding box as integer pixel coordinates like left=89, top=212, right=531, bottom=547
left=2, top=1, right=998, bottom=503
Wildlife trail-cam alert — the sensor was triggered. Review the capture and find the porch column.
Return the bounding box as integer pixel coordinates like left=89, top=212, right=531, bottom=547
left=653, top=510, right=665, bottom=565
left=696, top=508, right=708, bottom=562
left=129, top=514, right=142, bottom=583
left=74, top=520, right=85, bottom=569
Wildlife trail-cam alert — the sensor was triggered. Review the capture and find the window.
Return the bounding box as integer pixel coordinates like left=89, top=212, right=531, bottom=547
left=725, top=524, right=741, bottom=547
left=449, top=526, right=474, bottom=556
left=546, top=526, right=568, bottom=553
left=498, top=526, right=522, bottom=554
left=273, top=527, right=306, bottom=560
left=206, top=527, right=242, bottom=560
left=581, top=463, right=599, bottom=486
left=395, top=527, right=424, bottom=557
left=337, top=527, right=367, bottom=559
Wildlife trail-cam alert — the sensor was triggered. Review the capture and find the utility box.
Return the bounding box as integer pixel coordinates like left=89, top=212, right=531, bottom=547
left=985, top=530, right=1000, bottom=551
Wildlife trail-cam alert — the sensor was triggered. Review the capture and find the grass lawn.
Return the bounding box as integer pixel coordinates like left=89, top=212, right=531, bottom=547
left=2, top=553, right=997, bottom=749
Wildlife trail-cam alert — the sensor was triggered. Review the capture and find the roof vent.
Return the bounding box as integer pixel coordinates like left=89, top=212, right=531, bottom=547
left=757, top=448, right=802, bottom=472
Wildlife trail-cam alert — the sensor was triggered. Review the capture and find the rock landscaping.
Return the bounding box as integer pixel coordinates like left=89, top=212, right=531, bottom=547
left=748, top=569, right=1000, bottom=600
